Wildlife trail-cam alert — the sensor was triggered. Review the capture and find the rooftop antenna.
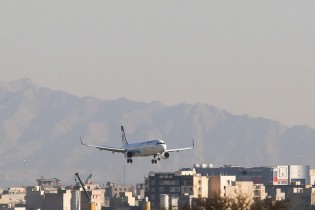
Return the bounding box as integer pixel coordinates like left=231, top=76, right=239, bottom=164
left=297, top=153, right=302, bottom=165
left=23, top=159, right=26, bottom=187
left=124, top=165, right=126, bottom=186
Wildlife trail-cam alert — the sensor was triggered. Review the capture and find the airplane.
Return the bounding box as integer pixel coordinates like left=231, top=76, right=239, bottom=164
left=80, top=126, right=194, bottom=164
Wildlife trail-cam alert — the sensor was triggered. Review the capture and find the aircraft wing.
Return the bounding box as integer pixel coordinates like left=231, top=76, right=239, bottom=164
left=166, top=139, right=195, bottom=153
left=80, top=138, right=126, bottom=153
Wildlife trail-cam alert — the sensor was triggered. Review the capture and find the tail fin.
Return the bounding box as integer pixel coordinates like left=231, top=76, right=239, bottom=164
left=121, top=126, right=128, bottom=145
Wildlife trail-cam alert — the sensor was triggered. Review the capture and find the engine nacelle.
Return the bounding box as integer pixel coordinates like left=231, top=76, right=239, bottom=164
left=161, top=152, right=170, bottom=159
left=126, top=151, right=133, bottom=158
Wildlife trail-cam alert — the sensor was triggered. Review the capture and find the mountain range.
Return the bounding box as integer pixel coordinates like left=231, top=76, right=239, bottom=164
left=0, top=79, right=314, bottom=188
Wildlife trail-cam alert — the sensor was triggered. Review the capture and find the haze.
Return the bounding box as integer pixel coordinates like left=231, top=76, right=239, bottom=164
left=1, top=1, right=315, bottom=127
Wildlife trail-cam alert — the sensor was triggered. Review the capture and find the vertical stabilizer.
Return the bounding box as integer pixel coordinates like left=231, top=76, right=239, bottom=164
left=121, top=126, right=128, bottom=145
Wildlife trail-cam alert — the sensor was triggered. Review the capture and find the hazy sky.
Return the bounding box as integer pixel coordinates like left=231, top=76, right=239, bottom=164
left=1, top=1, right=315, bottom=127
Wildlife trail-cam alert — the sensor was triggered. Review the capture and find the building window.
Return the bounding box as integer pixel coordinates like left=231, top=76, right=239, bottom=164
left=170, top=187, right=180, bottom=193
left=160, top=180, right=179, bottom=185
left=151, top=180, right=156, bottom=185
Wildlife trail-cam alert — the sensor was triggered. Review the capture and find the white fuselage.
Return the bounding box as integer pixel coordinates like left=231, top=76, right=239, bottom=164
left=123, top=139, right=167, bottom=157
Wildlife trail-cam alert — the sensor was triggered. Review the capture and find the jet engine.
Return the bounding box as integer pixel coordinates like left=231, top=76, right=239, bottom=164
left=126, top=151, right=133, bottom=158
left=161, top=152, right=170, bottom=159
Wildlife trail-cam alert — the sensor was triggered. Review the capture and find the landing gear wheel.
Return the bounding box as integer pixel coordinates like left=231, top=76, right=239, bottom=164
left=151, top=159, right=157, bottom=164
left=127, top=158, right=133, bottom=163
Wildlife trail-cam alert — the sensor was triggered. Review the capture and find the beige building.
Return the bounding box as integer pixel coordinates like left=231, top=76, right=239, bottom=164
left=175, top=168, right=209, bottom=198
left=0, top=187, right=26, bottom=206
left=121, top=191, right=136, bottom=206
left=310, top=169, right=315, bottom=185
left=104, top=181, right=134, bottom=207
left=253, top=184, right=267, bottom=201
left=231, top=181, right=254, bottom=200
left=80, top=187, right=105, bottom=210
left=209, top=176, right=255, bottom=209
left=105, top=182, right=134, bottom=198
left=209, top=175, right=236, bottom=198
left=135, top=183, right=146, bottom=198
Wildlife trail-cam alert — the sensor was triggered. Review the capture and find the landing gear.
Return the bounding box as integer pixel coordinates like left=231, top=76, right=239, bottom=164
left=151, top=155, right=159, bottom=164
left=127, top=158, right=133, bottom=163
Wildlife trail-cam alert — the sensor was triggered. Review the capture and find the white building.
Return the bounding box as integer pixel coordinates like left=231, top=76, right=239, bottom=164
left=273, top=165, right=310, bottom=185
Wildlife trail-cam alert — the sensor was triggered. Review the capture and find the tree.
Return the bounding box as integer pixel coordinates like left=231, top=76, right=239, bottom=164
left=250, top=198, right=289, bottom=210
left=192, top=192, right=252, bottom=210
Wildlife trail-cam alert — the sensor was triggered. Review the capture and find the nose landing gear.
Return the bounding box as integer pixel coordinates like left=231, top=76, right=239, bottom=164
left=127, top=158, right=133, bottom=163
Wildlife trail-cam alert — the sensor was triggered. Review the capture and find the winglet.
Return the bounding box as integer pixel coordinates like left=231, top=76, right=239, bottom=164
left=192, top=139, right=195, bottom=147
left=80, top=137, right=86, bottom=146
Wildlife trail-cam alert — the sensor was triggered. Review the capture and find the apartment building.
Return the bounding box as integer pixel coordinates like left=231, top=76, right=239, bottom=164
left=208, top=175, right=257, bottom=209
left=25, top=185, right=105, bottom=210
left=145, top=169, right=208, bottom=209
left=0, top=187, right=25, bottom=206
left=103, top=182, right=136, bottom=208
left=105, top=182, right=134, bottom=198
left=25, top=186, right=72, bottom=210
left=36, top=177, right=61, bottom=189
left=208, top=175, right=236, bottom=198
left=310, top=169, right=315, bottom=185
left=273, top=165, right=310, bottom=185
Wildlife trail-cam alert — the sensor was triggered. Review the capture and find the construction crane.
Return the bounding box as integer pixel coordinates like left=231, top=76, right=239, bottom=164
left=75, top=172, right=96, bottom=210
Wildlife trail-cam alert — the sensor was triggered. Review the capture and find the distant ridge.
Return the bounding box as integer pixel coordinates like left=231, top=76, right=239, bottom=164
left=0, top=79, right=314, bottom=188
